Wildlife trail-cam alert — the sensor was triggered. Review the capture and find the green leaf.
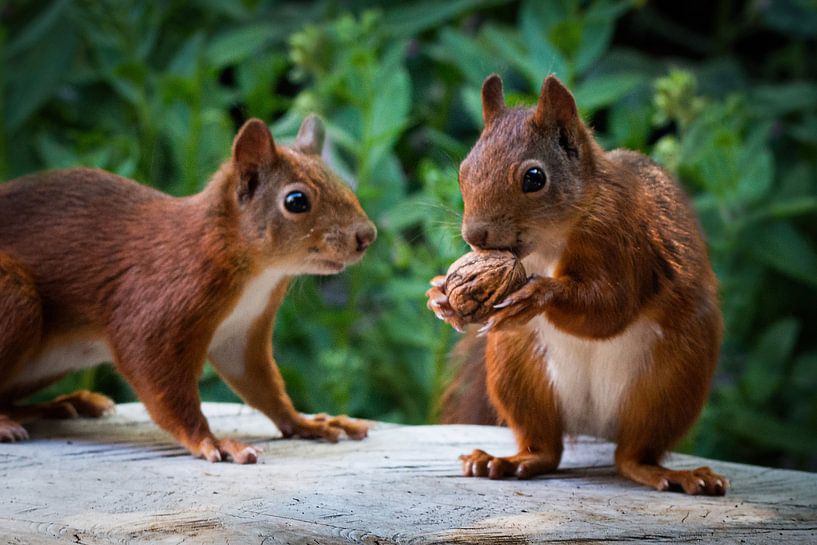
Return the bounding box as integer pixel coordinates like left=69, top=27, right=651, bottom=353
left=741, top=319, right=800, bottom=404
left=381, top=0, right=513, bottom=38
left=431, top=28, right=494, bottom=87
left=383, top=195, right=445, bottom=231
left=609, top=100, right=652, bottom=149
left=752, top=83, right=817, bottom=117
left=519, top=0, right=569, bottom=82
left=5, top=25, right=78, bottom=130
left=764, top=197, right=817, bottom=220
left=461, top=86, right=483, bottom=127
left=168, top=32, right=205, bottom=77
left=575, top=2, right=630, bottom=73
left=748, top=222, right=817, bottom=288
left=4, top=0, right=71, bottom=58
left=758, top=0, right=817, bottom=38
left=725, top=408, right=817, bottom=456
left=573, top=73, right=644, bottom=113
left=34, top=133, right=77, bottom=168
left=790, top=352, right=817, bottom=390
left=735, top=124, right=774, bottom=204
left=205, top=24, right=284, bottom=69
left=481, top=25, right=548, bottom=91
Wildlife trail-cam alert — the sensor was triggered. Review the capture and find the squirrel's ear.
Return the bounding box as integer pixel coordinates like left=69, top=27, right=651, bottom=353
left=232, top=119, right=276, bottom=201
left=481, top=74, right=505, bottom=129
left=294, top=114, right=325, bottom=155
left=233, top=118, right=276, bottom=168
left=534, top=74, right=578, bottom=129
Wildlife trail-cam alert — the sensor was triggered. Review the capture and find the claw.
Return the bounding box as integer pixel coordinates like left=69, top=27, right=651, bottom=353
left=477, top=319, right=494, bottom=336
left=430, top=277, right=445, bottom=287
left=493, top=298, right=513, bottom=309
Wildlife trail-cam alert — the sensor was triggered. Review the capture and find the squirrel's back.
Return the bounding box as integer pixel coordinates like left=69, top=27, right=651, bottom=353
left=0, top=168, right=167, bottom=242
left=0, top=168, right=217, bottom=333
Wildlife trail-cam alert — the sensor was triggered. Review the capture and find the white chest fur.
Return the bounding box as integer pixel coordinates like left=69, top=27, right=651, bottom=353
left=529, top=315, right=662, bottom=440
left=207, top=267, right=286, bottom=378
left=521, top=244, right=661, bottom=441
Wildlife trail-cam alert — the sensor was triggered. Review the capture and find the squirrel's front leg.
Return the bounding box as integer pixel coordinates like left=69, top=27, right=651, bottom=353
left=480, top=275, right=555, bottom=333
left=460, top=328, right=563, bottom=479
left=485, top=270, right=636, bottom=339
left=208, top=305, right=369, bottom=443
left=114, top=343, right=258, bottom=464
left=211, top=349, right=369, bottom=442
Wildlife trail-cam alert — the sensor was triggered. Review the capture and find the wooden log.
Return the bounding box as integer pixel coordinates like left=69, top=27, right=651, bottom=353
left=0, top=402, right=815, bottom=544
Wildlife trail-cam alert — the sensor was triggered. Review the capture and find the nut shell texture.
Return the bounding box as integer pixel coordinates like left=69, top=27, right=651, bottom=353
left=444, top=251, right=527, bottom=323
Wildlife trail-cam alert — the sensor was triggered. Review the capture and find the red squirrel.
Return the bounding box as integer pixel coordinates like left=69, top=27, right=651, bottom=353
left=0, top=115, right=376, bottom=463
left=427, top=74, right=727, bottom=495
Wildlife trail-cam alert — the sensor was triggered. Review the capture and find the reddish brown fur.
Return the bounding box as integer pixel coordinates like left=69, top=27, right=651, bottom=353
left=430, top=75, right=726, bottom=495
left=0, top=116, right=376, bottom=462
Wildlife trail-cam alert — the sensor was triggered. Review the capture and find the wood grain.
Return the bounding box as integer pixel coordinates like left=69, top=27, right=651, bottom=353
left=0, top=403, right=814, bottom=544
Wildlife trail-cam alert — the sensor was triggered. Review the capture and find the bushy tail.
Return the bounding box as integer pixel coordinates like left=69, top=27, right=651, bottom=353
left=438, top=329, right=499, bottom=425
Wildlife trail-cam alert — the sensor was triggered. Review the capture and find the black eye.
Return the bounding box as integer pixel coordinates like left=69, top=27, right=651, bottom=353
left=284, top=191, right=310, bottom=213
left=522, top=167, right=547, bottom=193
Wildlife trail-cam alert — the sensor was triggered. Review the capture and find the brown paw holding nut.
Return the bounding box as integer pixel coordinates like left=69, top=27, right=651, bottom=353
left=426, top=250, right=527, bottom=331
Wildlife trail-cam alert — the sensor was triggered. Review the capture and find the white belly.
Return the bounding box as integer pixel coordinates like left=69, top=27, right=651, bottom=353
left=207, top=267, right=286, bottom=379
left=9, top=338, right=113, bottom=388
left=529, top=315, right=662, bottom=440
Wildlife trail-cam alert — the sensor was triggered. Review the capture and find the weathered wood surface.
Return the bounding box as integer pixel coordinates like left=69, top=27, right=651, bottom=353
left=0, top=402, right=815, bottom=544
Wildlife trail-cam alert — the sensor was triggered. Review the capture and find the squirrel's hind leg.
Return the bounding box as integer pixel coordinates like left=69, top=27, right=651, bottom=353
left=0, top=252, right=44, bottom=441
left=615, top=325, right=727, bottom=495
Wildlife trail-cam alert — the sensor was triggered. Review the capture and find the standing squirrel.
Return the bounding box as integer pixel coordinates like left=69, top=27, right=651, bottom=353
left=0, top=115, right=376, bottom=463
left=428, top=74, right=727, bottom=495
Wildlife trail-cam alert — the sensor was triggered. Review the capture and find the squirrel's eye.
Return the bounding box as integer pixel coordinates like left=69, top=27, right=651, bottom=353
left=522, top=167, right=547, bottom=193
left=284, top=191, right=310, bottom=213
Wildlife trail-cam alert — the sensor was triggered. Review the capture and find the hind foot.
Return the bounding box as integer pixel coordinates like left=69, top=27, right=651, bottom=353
left=618, top=459, right=729, bottom=496
left=0, top=415, right=28, bottom=442
left=48, top=390, right=115, bottom=418
left=9, top=389, right=115, bottom=421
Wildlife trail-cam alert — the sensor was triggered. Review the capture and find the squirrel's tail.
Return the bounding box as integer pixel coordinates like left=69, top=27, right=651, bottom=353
left=438, top=329, right=499, bottom=425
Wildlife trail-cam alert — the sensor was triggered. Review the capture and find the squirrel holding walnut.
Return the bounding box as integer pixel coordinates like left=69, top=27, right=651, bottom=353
left=428, top=74, right=727, bottom=495
left=0, top=115, right=376, bottom=463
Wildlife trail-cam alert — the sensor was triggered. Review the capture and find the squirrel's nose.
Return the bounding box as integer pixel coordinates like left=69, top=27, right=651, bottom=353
left=463, top=221, right=518, bottom=252
left=462, top=222, right=489, bottom=249
left=355, top=222, right=377, bottom=252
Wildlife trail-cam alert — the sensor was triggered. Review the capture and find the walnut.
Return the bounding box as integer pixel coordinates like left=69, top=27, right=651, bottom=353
left=444, top=250, right=527, bottom=323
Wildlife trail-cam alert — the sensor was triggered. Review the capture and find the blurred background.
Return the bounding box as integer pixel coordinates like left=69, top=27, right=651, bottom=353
left=1, top=0, right=816, bottom=471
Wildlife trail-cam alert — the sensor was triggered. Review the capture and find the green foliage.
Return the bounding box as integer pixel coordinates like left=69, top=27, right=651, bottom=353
left=2, top=1, right=816, bottom=469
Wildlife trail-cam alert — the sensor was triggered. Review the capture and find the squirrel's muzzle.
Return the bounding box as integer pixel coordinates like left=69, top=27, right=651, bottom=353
left=354, top=221, right=377, bottom=253
left=462, top=220, right=517, bottom=253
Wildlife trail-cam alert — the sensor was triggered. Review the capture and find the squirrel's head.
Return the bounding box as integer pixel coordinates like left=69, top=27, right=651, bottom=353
left=458, top=74, right=598, bottom=258
left=227, top=115, right=376, bottom=275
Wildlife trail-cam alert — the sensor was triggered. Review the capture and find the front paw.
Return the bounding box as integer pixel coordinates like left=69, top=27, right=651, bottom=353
left=459, top=448, right=558, bottom=479
left=283, top=414, right=371, bottom=443
left=195, top=436, right=260, bottom=464
left=479, top=276, right=551, bottom=334
left=426, top=275, right=467, bottom=333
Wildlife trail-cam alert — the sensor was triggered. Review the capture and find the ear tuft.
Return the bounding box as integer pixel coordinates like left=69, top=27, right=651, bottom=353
left=534, top=74, right=578, bottom=129
left=481, top=74, right=505, bottom=129
left=294, top=114, right=326, bottom=155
